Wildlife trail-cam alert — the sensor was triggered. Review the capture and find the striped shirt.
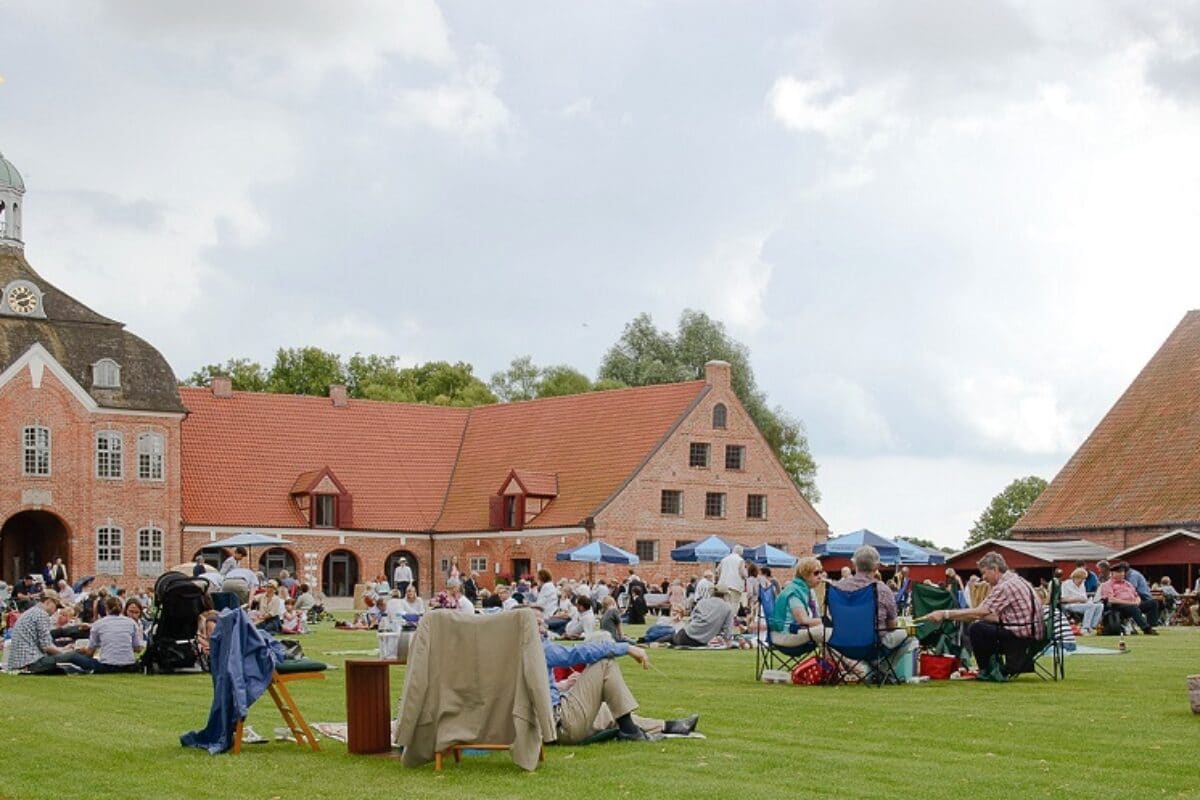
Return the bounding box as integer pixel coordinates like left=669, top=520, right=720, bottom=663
left=981, top=571, right=1044, bottom=639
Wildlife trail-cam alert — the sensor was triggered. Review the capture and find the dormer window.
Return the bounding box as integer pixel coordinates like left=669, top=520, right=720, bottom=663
left=489, top=469, right=558, bottom=531
left=93, top=359, right=121, bottom=388
left=290, top=467, right=352, bottom=529
left=712, top=403, right=727, bottom=429
left=314, top=495, right=337, bottom=528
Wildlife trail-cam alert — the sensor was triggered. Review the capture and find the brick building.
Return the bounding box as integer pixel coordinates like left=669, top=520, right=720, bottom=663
left=1012, top=310, right=1200, bottom=554
left=0, top=152, right=185, bottom=584
left=180, top=360, right=829, bottom=597
left=0, top=152, right=828, bottom=596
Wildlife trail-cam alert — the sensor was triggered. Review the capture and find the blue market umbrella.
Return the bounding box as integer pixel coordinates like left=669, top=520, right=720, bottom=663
left=895, top=538, right=946, bottom=565
left=813, top=529, right=902, bottom=564
left=555, top=541, right=640, bottom=565
left=743, top=543, right=798, bottom=568
left=670, top=535, right=735, bottom=563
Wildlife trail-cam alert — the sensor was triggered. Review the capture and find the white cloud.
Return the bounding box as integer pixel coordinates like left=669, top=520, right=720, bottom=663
left=389, top=55, right=513, bottom=143
left=768, top=74, right=904, bottom=151
left=561, top=97, right=594, bottom=119
left=681, top=235, right=775, bottom=333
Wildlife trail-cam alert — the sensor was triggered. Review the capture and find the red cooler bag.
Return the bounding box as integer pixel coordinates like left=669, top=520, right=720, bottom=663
left=919, top=653, right=959, bottom=680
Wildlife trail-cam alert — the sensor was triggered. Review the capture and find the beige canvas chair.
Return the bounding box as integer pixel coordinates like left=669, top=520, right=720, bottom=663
left=393, top=609, right=555, bottom=771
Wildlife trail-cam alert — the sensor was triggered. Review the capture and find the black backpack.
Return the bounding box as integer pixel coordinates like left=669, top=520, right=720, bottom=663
left=1100, top=608, right=1124, bottom=636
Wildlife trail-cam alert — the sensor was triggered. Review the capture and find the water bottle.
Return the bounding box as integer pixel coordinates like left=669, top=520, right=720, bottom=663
left=1118, top=633, right=1126, bottom=652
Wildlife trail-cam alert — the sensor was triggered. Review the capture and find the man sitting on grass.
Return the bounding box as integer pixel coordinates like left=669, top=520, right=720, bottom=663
left=671, top=587, right=735, bottom=647
left=532, top=607, right=699, bottom=744
left=3, top=590, right=95, bottom=674
left=1099, top=562, right=1157, bottom=635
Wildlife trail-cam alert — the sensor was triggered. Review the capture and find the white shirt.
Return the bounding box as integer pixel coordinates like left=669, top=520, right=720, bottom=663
left=398, top=597, right=426, bottom=616
left=694, top=577, right=714, bottom=602
left=717, top=552, right=745, bottom=592
left=1061, top=580, right=1091, bottom=604
left=565, top=609, right=595, bottom=637
left=393, top=564, right=413, bottom=584
left=535, top=582, right=558, bottom=613
left=501, top=597, right=518, bottom=610
left=259, top=595, right=285, bottom=619
left=455, top=595, right=474, bottom=614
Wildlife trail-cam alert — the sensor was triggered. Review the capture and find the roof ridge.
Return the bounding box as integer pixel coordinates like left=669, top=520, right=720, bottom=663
left=480, top=379, right=706, bottom=409
left=430, top=403, right=476, bottom=531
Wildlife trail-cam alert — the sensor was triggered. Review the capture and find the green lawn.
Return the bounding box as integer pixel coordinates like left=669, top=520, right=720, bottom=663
left=3, top=624, right=1198, bottom=800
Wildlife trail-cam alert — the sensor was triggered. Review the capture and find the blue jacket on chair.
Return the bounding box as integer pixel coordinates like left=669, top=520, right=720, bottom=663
left=181, top=608, right=284, bottom=754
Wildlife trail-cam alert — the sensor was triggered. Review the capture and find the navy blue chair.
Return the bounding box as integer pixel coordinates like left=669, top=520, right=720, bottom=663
left=755, top=585, right=815, bottom=680
left=826, top=582, right=906, bottom=687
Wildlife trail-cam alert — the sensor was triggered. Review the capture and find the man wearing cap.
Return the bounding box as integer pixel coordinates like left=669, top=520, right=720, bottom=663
left=3, top=590, right=94, bottom=673
left=393, top=558, right=413, bottom=596
left=1099, top=561, right=1157, bottom=635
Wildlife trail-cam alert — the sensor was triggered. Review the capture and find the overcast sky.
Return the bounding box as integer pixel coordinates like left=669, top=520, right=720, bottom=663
left=3, top=2, right=1200, bottom=548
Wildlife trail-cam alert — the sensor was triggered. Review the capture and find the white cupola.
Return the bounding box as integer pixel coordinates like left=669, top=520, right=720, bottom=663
left=0, top=151, right=26, bottom=249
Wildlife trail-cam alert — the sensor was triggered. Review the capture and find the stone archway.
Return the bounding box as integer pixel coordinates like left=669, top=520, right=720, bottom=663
left=385, top=549, right=421, bottom=594
left=258, top=547, right=298, bottom=581
left=322, top=549, right=360, bottom=598
left=1, top=510, right=71, bottom=584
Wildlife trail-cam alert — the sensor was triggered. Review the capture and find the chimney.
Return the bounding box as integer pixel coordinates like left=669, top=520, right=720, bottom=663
left=330, top=384, right=348, bottom=408
left=704, top=360, right=731, bottom=388
left=211, top=376, right=233, bottom=399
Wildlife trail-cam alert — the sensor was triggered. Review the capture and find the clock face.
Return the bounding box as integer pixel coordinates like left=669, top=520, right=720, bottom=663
left=7, top=285, right=37, bottom=315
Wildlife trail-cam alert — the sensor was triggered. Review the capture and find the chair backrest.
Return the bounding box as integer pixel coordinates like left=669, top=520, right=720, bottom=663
left=758, top=586, right=779, bottom=644
left=912, top=582, right=956, bottom=644
left=826, top=583, right=882, bottom=659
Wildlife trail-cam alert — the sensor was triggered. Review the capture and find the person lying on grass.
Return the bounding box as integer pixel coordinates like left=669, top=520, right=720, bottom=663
left=532, top=606, right=699, bottom=744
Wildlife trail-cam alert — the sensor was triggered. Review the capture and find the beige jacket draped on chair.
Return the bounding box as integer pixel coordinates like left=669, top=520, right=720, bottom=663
left=393, top=609, right=556, bottom=770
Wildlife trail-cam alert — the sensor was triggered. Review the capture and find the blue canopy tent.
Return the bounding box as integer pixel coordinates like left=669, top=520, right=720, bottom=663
left=555, top=541, right=640, bottom=565
left=895, top=538, right=946, bottom=565
left=670, top=535, right=735, bottom=563
left=813, top=529, right=902, bottom=564
left=743, top=543, right=798, bottom=568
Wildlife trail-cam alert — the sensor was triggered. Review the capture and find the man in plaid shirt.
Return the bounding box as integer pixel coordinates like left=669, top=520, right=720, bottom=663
left=919, top=551, right=1043, bottom=677
left=3, top=589, right=93, bottom=673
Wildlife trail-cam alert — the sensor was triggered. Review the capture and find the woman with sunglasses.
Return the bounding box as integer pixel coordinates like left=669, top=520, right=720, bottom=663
left=768, top=557, right=830, bottom=647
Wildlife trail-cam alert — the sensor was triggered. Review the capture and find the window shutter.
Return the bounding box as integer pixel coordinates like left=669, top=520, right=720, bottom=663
left=515, top=494, right=526, bottom=530
left=337, top=494, right=354, bottom=528
left=488, top=495, right=505, bottom=529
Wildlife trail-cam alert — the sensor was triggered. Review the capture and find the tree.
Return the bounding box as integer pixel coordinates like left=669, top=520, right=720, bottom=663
left=598, top=310, right=820, bottom=503
left=184, top=358, right=268, bottom=391
left=401, top=361, right=496, bottom=406
left=536, top=365, right=593, bottom=398
left=965, top=476, right=1048, bottom=547
left=345, top=353, right=404, bottom=399
left=490, top=356, right=540, bottom=402
left=267, top=347, right=347, bottom=396
left=896, top=535, right=955, bottom=554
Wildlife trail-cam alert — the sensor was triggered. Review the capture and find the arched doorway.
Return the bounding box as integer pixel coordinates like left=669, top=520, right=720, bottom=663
left=322, top=549, right=359, bottom=598
left=1, top=510, right=71, bottom=584
left=385, top=550, right=421, bottom=594
left=194, top=548, right=222, bottom=570
left=258, top=547, right=297, bottom=581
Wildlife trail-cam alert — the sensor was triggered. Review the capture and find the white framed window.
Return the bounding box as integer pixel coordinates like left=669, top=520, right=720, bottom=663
left=660, top=490, right=683, bottom=515
left=95, top=431, right=123, bottom=479
left=469, top=556, right=487, bottom=573
left=712, top=403, right=727, bottom=429
left=314, top=495, right=337, bottom=527
left=137, top=527, right=164, bottom=576
left=97, top=526, right=123, bottom=574
left=137, top=432, right=165, bottom=481
left=22, top=425, right=50, bottom=476
left=704, top=492, right=726, bottom=519
left=93, top=358, right=121, bottom=388
left=747, top=494, right=767, bottom=520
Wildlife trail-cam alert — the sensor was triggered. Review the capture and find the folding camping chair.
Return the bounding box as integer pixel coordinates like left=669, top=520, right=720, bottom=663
left=998, top=579, right=1064, bottom=681
left=826, top=583, right=909, bottom=687
left=754, top=586, right=816, bottom=680
left=912, top=583, right=965, bottom=655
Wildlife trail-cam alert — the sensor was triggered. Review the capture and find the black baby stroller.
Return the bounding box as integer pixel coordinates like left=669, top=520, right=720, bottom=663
left=141, top=571, right=210, bottom=674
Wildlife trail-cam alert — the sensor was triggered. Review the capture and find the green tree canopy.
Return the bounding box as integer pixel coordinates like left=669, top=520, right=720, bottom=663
left=536, top=365, right=594, bottom=398
left=965, top=475, right=1049, bottom=547
left=184, top=358, right=268, bottom=392
left=598, top=310, right=820, bottom=503
left=267, top=347, right=347, bottom=396
left=490, top=356, right=540, bottom=402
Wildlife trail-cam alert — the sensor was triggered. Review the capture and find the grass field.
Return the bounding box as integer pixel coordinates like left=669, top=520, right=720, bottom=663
left=3, top=622, right=1198, bottom=800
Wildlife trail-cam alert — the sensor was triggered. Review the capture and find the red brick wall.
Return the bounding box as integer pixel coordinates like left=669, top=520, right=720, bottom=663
left=593, top=375, right=828, bottom=585
left=0, top=364, right=182, bottom=584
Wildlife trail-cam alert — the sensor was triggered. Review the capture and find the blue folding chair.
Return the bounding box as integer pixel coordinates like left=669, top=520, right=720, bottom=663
left=826, top=583, right=907, bottom=687
left=755, top=586, right=816, bottom=680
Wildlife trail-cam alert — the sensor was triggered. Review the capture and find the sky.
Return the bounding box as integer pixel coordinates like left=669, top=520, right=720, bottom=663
left=3, top=1, right=1200, bottom=549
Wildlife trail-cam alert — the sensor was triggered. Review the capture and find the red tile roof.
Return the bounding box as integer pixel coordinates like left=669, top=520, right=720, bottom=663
left=180, top=388, right=469, bottom=531
left=1015, top=310, right=1200, bottom=533
left=181, top=380, right=707, bottom=533
left=435, top=382, right=707, bottom=531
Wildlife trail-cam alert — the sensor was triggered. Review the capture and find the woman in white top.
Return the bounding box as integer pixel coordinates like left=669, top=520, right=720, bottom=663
left=397, top=585, right=426, bottom=616
left=1061, top=567, right=1104, bottom=634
